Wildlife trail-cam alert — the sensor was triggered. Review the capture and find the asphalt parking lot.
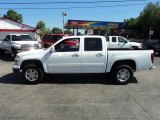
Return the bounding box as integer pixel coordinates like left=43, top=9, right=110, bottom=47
left=0, top=54, right=160, bottom=120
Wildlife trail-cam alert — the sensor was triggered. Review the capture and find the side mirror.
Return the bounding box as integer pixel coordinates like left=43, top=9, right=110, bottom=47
left=50, top=47, right=55, bottom=53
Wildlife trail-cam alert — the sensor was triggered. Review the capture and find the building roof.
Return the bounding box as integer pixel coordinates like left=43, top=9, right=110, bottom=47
left=0, top=17, right=36, bottom=32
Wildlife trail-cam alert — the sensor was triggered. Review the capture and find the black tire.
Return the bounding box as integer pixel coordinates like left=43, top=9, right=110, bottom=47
left=22, top=64, right=43, bottom=84
left=112, top=65, right=133, bottom=85
left=131, top=46, right=139, bottom=50
left=131, top=46, right=135, bottom=50
left=11, top=48, right=17, bottom=60
left=0, top=49, right=5, bottom=55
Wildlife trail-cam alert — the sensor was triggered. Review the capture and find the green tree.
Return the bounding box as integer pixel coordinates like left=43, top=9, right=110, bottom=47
left=36, top=21, right=45, bottom=32
left=52, top=27, right=62, bottom=34
left=3, top=10, right=23, bottom=23
left=124, top=18, right=137, bottom=30
left=123, top=2, right=160, bottom=38
left=137, top=2, right=157, bottom=38
left=64, top=29, right=73, bottom=34
left=36, top=21, right=46, bottom=37
left=44, top=28, right=52, bottom=34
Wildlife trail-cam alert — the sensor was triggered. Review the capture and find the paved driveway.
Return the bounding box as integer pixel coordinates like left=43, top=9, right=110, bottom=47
left=0, top=55, right=160, bottom=120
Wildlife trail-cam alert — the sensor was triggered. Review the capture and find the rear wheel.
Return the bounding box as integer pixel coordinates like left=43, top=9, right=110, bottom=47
left=112, top=65, right=133, bottom=85
left=22, top=64, right=43, bottom=84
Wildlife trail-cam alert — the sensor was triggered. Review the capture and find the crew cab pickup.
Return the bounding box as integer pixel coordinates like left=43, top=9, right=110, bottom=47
left=0, top=34, right=41, bottom=58
left=12, top=35, right=155, bottom=84
left=106, top=36, right=142, bottom=49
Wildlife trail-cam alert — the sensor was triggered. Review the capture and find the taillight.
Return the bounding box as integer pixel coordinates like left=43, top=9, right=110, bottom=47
left=151, top=53, right=154, bottom=64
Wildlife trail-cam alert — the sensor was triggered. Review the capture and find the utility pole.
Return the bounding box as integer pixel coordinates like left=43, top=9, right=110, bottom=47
left=62, top=11, right=67, bottom=34
left=149, top=27, right=151, bottom=42
left=149, top=27, right=154, bottom=42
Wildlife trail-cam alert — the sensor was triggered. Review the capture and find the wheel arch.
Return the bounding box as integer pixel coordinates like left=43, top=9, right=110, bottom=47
left=21, top=60, right=44, bottom=72
left=111, top=59, right=136, bottom=72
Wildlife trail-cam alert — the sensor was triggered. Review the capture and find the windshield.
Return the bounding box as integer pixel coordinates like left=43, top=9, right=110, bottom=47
left=12, top=35, right=33, bottom=41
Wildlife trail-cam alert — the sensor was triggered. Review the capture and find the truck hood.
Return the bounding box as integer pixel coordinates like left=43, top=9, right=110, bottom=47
left=17, top=49, right=45, bottom=57
left=12, top=41, right=39, bottom=45
left=130, top=42, right=142, bottom=48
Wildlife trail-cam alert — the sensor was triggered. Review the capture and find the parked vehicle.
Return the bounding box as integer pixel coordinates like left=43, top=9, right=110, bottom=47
left=0, top=34, right=41, bottom=59
left=143, top=40, right=160, bottom=55
left=41, top=34, right=71, bottom=48
left=106, top=36, right=143, bottom=49
left=13, top=35, right=154, bottom=84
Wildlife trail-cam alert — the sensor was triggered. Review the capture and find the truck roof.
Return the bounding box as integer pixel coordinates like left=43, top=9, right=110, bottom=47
left=63, top=35, right=105, bottom=39
left=9, top=34, right=29, bottom=36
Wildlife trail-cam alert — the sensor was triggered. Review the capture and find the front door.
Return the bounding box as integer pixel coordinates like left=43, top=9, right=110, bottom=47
left=117, top=36, right=131, bottom=48
left=46, top=38, right=81, bottom=73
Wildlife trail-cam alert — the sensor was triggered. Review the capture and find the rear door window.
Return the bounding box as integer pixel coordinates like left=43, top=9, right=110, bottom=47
left=84, top=38, right=102, bottom=51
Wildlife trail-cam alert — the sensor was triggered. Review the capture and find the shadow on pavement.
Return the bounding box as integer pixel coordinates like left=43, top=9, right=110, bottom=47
left=155, top=54, right=160, bottom=57
left=0, top=53, right=14, bottom=62
left=0, top=73, right=138, bottom=85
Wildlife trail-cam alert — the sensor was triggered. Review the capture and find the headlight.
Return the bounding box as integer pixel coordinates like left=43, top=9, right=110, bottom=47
left=15, top=55, right=19, bottom=58
left=15, top=55, right=19, bottom=63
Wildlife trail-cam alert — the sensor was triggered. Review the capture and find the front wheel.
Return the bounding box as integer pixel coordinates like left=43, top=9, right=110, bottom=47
left=112, top=65, right=133, bottom=85
left=22, top=64, right=43, bottom=84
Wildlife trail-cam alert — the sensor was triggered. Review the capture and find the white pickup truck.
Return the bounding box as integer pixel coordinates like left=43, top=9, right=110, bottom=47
left=106, top=36, right=142, bottom=49
left=0, top=34, right=41, bottom=58
left=12, top=35, right=154, bottom=84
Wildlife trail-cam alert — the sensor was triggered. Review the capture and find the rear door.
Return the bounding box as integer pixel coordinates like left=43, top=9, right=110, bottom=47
left=82, top=37, right=106, bottom=73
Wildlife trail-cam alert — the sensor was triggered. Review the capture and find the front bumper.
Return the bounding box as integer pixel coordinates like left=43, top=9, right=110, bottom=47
left=17, top=48, right=41, bottom=53
left=12, top=65, right=20, bottom=73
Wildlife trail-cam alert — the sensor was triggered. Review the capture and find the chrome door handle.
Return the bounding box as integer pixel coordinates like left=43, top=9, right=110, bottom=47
left=72, top=53, right=79, bottom=57
left=96, top=53, right=104, bottom=57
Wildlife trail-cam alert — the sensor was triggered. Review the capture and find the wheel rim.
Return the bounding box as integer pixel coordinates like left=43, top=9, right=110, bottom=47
left=117, top=69, right=130, bottom=82
left=25, top=69, right=39, bottom=82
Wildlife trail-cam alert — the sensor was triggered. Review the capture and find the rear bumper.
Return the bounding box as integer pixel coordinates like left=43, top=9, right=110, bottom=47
left=12, top=65, right=20, bottom=73
left=149, top=65, right=155, bottom=70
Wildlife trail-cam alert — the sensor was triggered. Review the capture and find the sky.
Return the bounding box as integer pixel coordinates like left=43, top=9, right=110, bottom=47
left=0, top=0, right=158, bottom=32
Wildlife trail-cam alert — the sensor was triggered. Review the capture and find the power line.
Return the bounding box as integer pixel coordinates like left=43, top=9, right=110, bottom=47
left=0, top=3, right=147, bottom=9
left=0, top=0, right=148, bottom=4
